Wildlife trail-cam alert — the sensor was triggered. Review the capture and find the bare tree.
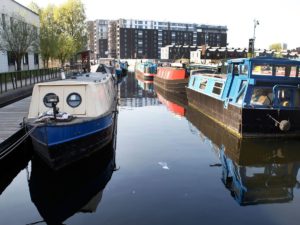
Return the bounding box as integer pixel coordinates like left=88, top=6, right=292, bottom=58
left=0, top=14, right=39, bottom=71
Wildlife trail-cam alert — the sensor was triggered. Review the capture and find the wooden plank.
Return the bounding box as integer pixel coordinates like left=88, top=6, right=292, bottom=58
left=0, top=97, right=31, bottom=143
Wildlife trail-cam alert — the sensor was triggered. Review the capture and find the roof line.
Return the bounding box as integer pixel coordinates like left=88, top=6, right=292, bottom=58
left=11, top=0, right=39, bottom=16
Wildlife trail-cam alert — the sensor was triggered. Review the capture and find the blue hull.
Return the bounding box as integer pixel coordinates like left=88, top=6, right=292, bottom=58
left=31, top=114, right=113, bottom=147
left=29, top=113, right=116, bottom=169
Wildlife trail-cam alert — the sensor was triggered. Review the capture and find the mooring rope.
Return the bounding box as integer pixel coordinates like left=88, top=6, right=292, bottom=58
left=0, top=125, right=37, bottom=160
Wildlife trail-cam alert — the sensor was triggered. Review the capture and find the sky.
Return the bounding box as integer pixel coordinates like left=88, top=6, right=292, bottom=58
left=16, top=0, right=300, bottom=49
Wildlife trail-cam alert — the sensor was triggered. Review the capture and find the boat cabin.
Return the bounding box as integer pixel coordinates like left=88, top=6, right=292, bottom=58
left=189, top=57, right=300, bottom=109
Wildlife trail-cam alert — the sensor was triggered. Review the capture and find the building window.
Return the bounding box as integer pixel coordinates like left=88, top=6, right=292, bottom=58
left=23, top=53, right=28, bottom=65
left=34, top=53, right=39, bottom=65
left=7, top=51, right=16, bottom=66
left=2, top=14, right=6, bottom=29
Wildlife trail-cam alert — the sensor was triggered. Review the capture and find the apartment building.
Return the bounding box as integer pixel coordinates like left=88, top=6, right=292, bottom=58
left=87, top=18, right=227, bottom=59
left=0, top=0, right=42, bottom=72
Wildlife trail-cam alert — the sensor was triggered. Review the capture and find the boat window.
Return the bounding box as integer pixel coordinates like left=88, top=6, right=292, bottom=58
left=276, top=88, right=300, bottom=107
left=252, top=64, right=273, bottom=76
left=199, top=79, right=208, bottom=90
left=192, top=77, right=196, bottom=86
left=43, top=93, right=58, bottom=108
left=67, top=93, right=82, bottom=108
left=275, top=66, right=288, bottom=77
left=236, top=81, right=247, bottom=104
left=294, top=89, right=300, bottom=107
left=250, top=87, right=273, bottom=106
left=290, top=66, right=297, bottom=77
left=212, top=82, right=223, bottom=95
left=233, top=64, right=239, bottom=75
left=227, top=64, right=232, bottom=74
left=240, top=65, right=248, bottom=75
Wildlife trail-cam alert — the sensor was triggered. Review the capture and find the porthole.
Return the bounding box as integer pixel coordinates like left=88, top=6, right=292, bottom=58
left=67, top=93, right=82, bottom=108
left=43, top=93, right=59, bottom=108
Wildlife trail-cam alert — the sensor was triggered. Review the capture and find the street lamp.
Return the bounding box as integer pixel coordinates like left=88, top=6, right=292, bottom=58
left=252, top=19, right=260, bottom=56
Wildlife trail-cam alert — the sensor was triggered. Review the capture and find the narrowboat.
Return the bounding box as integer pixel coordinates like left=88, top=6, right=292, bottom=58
left=115, top=60, right=129, bottom=77
left=154, top=62, right=190, bottom=94
left=135, top=61, right=157, bottom=81
left=186, top=57, right=300, bottom=138
left=25, top=64, right=118, bottom=169
left=186, top=105, right=300, bottom=206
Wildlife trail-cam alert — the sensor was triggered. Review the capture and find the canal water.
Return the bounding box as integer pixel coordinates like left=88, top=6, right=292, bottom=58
left=1, top=73, right=300, bottom=225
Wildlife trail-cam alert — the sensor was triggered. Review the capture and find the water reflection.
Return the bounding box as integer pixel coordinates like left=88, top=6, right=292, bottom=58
left=119, top=73, right=160, bottom=108
left=154, top=85, right=187, bottom=117
left=0, top=140, right=32, bottom=197
left=136, top=77, right=154, bottom=93
left=186, top=105, right=300, bottom=206
left=28, top=140, right=117, bottom=224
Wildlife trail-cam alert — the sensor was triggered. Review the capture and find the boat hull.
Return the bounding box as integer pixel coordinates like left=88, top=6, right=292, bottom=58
left=135, top=69, right=154, bottom=81
left=186, top=87, right=300, bottom=138
left=154, top=76, right=188, bottom=94
left=29, top=113, right=116, bottom=169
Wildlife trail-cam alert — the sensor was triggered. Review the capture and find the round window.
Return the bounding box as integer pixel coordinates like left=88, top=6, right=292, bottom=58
left=67, top=93, right=82, bottom=108
left=43, top=93, right=59, bottom=108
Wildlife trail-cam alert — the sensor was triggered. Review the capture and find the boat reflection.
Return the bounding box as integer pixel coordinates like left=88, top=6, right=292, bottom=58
left=136, top=77, right=155, bottom=93
left=119, top=73, right=160, bottom=108
left=0, top=140, right=32, bottom=197
left=186, top=106, right=300, bottom=206
left=28, top=138, right=117, bottom=224
left=155, top=85, right=187, bottom=117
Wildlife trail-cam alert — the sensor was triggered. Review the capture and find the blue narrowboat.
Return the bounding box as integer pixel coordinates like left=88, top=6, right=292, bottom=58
left=186, top=57, right=300, bottom=138
left=26, top=64, right=118, bottom=169
left=115, top=60, right=129, bottom=77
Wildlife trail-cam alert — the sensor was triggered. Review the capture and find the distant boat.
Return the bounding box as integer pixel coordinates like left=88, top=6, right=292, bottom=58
left=135, top=61, right=157, bottom=81
left=25, top=64, right=118, bottom=169
left=186, top=57, right=300, bottom=138
left=154, top=62, right=191, bottom=94
left=115, top=60, right=129, bottom=77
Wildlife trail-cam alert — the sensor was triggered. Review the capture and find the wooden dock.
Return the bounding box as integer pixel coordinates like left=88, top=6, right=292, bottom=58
left=0, top=97, right=30, bottom=143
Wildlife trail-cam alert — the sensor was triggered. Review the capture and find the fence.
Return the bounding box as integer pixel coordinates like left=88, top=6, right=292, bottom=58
left=0, top=68, right=60, bottom=94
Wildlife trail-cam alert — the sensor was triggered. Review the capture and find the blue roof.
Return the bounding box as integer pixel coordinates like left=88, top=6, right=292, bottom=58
left=228, top=57, right=300, bottom=66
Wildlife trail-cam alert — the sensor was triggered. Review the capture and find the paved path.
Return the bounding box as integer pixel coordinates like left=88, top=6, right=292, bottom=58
left=0, top=97, right=30, bottom=143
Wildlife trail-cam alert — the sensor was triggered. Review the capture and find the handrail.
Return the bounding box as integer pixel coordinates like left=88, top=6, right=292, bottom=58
left=0, top=68, right=60, bottom=94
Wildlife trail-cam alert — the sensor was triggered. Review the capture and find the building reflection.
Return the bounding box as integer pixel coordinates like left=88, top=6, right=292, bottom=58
left=28, top=137, right=117, bottom=224
left=186, top=105, right=300, bottom=206
left=119, top=73, right=160, bottom=108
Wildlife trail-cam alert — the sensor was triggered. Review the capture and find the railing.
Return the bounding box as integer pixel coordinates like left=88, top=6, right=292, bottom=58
left=0, top=68, right=60, bottom=94
left=63, top=64, right=84, bottom=77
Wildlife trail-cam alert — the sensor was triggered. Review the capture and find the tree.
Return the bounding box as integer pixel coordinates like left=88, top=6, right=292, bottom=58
left=40, top=5, right=59, bottom=68
left=28, top=1, right=41, bottom=14
left=0, top=14, right=39, bottom=71
left=269, top=43, right=282, bottom=52
left=55, top=33, right=76, bottom=66
left=55, top=0, right=87, bottom=55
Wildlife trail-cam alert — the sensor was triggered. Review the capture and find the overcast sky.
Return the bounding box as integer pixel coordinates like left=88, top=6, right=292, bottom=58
left=17, top=0, right=299, bottom=49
